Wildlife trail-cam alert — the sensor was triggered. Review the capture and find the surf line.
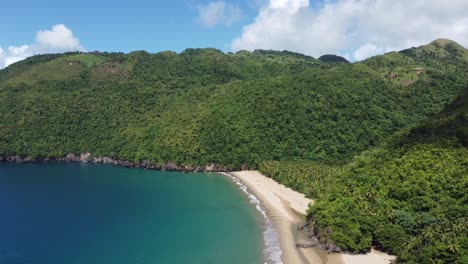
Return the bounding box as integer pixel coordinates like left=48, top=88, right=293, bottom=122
left=219, top=172, right=283, bottom=264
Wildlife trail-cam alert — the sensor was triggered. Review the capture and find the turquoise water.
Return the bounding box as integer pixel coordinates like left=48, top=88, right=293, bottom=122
left=0, top=163, right=263, bottom=264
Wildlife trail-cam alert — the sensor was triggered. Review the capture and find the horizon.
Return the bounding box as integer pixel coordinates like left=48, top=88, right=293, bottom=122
left=1, top=0, right=468, bottom=68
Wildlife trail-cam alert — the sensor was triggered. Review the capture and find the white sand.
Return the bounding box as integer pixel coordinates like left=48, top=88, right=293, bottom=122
left=329, top=249, right=396, bottom=264
left=230, top=171, right=319, bottom=264
left=229, top=171, right=395, bottom=264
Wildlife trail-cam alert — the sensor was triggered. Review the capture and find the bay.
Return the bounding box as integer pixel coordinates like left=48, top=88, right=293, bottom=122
left=0, top=162, right=263, bottom=264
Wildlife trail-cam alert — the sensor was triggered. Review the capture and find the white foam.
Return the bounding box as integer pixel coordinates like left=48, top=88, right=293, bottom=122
left=219, top=172, right=283, bottom=264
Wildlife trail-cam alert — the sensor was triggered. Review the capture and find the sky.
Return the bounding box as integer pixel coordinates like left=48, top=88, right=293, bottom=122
left=1, top=0, right=468, bottom=68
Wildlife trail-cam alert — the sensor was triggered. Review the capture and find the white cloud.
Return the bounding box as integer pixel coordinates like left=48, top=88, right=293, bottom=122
left=353, top=43, right=381, bottom=61
left=0, top=24, right=85, bottom=69
left=36, top=24, right=83, bottom=50
left=231, top=0, right=468, bottom=61
left=198, top=1, right=243, bottom=27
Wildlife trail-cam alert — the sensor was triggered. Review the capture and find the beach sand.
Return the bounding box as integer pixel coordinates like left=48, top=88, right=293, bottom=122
left=229, top=171, right=395, bottom=264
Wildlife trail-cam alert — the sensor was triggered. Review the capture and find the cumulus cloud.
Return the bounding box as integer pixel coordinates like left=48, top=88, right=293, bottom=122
left=231, top=0, right=468, bottom=61
left=198, top=1, right=243, bottom=27
left=36, top=24, right=83, bottom=50
left=0, top=24, right=85, bottom=69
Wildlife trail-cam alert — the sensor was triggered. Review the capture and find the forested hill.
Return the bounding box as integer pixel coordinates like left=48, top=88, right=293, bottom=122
left=0, top=39, right=467, bottom=169
left=305, top=87, right=468, bottom=263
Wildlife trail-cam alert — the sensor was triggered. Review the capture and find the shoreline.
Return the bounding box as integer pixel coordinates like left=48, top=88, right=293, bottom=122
left=227, top=171, right=395, bottom=264
left=0, top=154, right=230, bottom=172
left=228, top=171, right=324, bottom=264
left=2, top=158, right=395, bottom=264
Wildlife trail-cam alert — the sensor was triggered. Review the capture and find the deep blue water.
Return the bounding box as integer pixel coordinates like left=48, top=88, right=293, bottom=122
left=0, top=162, right=263, bottom=264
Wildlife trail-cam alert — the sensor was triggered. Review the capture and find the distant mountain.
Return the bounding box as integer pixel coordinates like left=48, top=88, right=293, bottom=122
left=318, top=54, right=350, bottom=63
left=0, top=39, right=466, bottom=170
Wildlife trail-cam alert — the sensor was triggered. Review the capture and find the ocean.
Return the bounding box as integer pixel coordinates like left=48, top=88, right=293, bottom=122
left=0, top=162, right=264, bottom=264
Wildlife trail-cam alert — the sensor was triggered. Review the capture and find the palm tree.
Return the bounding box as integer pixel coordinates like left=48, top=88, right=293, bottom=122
left=447, top=242, right=460, bottom=254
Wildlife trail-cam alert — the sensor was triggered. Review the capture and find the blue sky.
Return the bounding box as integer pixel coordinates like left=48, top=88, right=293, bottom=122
left=1, top=0, right=467, bottom=68
left=0, top=0, right=258, bottom=53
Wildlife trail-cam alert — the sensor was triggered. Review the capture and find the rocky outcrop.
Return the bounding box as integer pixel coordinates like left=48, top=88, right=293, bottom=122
left=80, top=152, right=92, bottom=162
left=65, top=153, right=78, bottom=161
left=296, top=241, right=318, bottom=248
left=303, top=222, right=346, bottom=253
left=0, top=153, right=231, bottom=172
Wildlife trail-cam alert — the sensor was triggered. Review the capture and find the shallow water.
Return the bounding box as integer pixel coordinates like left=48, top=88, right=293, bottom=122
left=0, top=162, right=263, bottom=264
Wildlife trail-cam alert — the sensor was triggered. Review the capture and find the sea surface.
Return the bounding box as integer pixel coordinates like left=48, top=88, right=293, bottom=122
left=0, top=162, right=264, bottom=264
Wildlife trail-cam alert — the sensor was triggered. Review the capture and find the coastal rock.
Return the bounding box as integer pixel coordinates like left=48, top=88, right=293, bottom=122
left=164, top=162, right=179, bottom=171
left=296, top=241, right=318, bottom=248
left=141, top=160, right=151, bottom=168
left=121, top=161, right=134, bottom=167
left=102, top=157, right=117, bottom=164
left=184, top=165, right=194, bottom=171
left=80, top=153, right=92, bottom=163
left=326, top=244, right=342, bottom=253
left=1, top=154, right=230, bottom=173
left=92, top=157, right=103, bottom=163
left=205, top=163, right=225, bottom=172
left=8, top=156, right=23, bottom=163
left=205, top=163, right=216, bottom=172
left=65, top=153, right=78, bottom=162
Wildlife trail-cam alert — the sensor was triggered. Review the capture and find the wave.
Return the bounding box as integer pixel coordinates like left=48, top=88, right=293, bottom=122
left=220, top=173, right=283, bottom=264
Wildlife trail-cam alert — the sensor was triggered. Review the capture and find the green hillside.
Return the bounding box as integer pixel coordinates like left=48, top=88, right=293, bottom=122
left=308, top=87, right=467, bottom=263
left=1, top=40, right=466, bottom=170
left=260, top=88, right=468, bottom=263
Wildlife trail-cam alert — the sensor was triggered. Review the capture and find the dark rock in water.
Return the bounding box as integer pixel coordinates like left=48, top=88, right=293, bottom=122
left=319, top=54, right=350, bottom=63
left=0, top=156, right=4, bottom=161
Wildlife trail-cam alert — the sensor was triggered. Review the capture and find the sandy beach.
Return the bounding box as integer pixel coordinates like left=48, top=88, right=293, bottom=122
left=229, top=171, right=395, bottom=264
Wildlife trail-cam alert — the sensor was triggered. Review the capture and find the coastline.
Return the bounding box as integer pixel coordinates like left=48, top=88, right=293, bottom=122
left=2, top=157, right=396, bottom=264
left=228, top=171, right=395, bottom=264
left=228, top=171, right=324, bottom=264
left=0, top=153, right=230, bottom=172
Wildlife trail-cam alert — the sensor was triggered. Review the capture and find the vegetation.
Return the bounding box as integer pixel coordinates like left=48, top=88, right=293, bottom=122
left=1, top=39, right=466, bottom=170
left=0, top=39, right=467, bottom=263
left=259, top=161, right=342, bottom=198
left=260, top=88, right=468, bottom=263
left=318, top=54, right=350, bottom=63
